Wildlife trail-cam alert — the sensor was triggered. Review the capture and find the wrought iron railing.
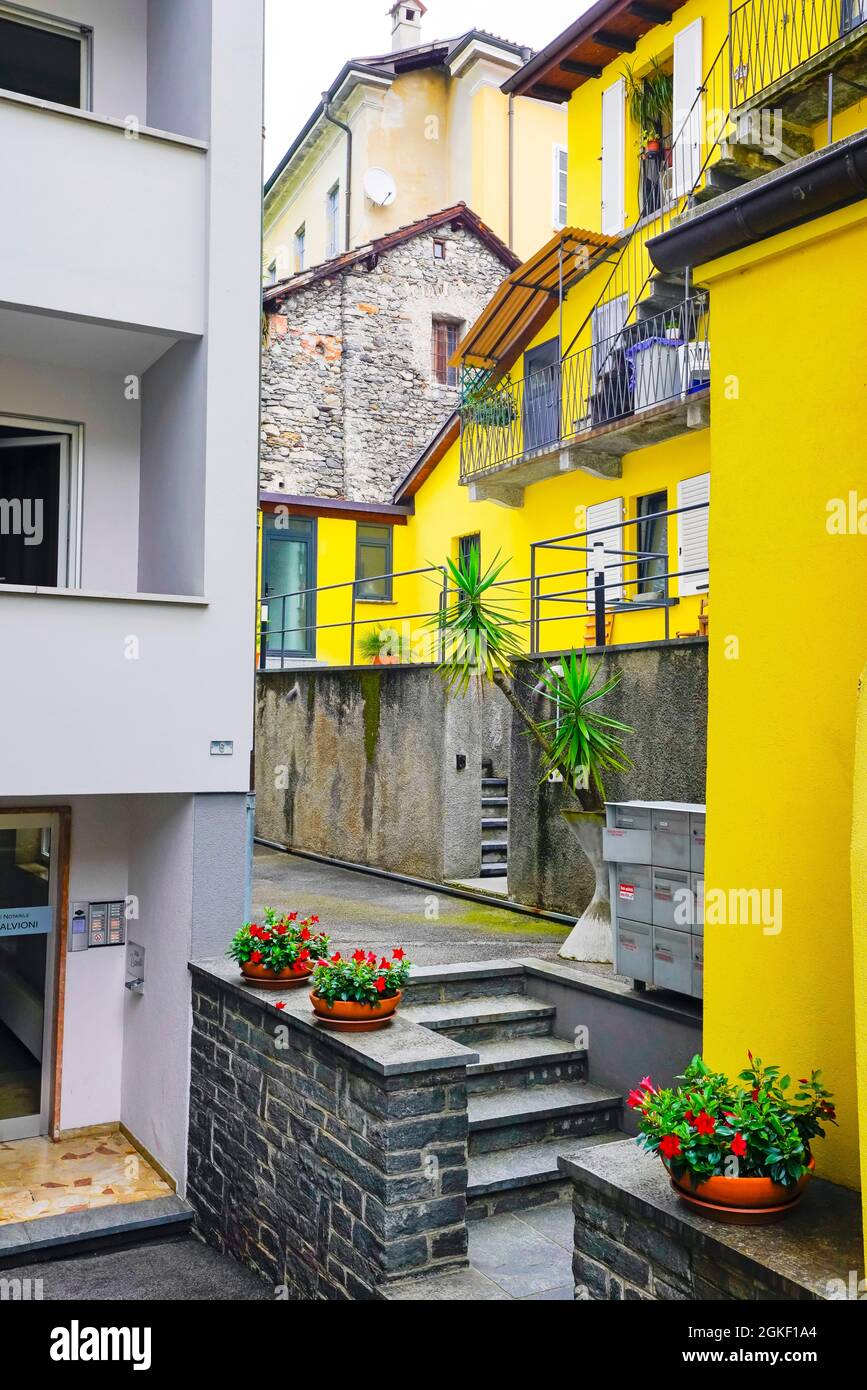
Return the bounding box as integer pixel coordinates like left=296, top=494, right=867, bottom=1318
left=460, top=299, right=709, bottom=479
left=731, top=0, right=867, bottom=107
left=257, top=500, right=710, bottom=669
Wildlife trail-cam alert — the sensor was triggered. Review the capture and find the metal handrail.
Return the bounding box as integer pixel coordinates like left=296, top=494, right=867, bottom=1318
left=731, top=0, right=867, bottom=108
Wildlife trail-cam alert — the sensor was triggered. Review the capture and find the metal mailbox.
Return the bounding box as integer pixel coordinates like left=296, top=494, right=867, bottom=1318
left=652, top=866, right=693, bottom=931
left=653, top=924, right=693, bottom=995
left=692, top=935, right=704, bottom=998
left=651, top=808, right=691, bottom=870
left=691, top=873, right=705, bottom=936
left=616, top=919, right=652, bottom=985
left=603, top=804, right=652, bottom=866
left=690, top=814, right=706, bottom=873
left=612, top=862, right=652, bottom=923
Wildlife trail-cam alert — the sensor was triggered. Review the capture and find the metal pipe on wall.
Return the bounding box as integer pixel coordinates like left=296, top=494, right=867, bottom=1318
left=322, top=95, right=353, bottom=252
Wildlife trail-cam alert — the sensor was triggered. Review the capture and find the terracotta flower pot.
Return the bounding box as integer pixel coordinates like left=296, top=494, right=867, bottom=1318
left=241, top=960, right=314, bottom=990
left=310, top=990, right=402, bottom=1031
left=666, top=1157, right=814, bottom=1224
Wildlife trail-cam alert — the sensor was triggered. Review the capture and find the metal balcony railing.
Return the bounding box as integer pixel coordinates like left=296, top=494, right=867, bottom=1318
left=731, top=0, right=867, bottom=107
left=257, top=500, right=710, bottom=670
left=460, top=299, right=710, bottom=480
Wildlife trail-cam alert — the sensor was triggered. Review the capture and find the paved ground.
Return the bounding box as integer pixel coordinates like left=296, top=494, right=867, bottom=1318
left=252, top=845, right=577, bottom=967
left=2, top=1235, right=271, bottom=1300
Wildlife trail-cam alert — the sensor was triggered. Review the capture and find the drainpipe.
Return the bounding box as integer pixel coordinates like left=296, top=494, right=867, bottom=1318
left=508, top=95, right=515, bottom=250
left=322, top=93, right=353, bottom=253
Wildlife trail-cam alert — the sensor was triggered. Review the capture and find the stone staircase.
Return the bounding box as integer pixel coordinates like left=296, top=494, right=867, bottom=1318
left=402, top=971, right=622, bottom=1218
left=480, top=775, right=509, bottom=881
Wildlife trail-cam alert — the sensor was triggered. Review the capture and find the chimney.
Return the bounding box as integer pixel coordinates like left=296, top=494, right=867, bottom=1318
left=389, top=1, right=425, bottom=53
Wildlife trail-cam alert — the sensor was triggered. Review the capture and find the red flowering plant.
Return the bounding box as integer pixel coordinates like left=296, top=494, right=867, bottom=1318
left=228, top=907, right=330, bottom=973
left=311, top=947, right=410, bottom=1008
left=631, top=1054, right=836, bottom=1188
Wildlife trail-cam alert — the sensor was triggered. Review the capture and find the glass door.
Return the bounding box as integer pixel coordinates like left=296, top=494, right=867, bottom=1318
left=0, top=814, right=59, bottom=1142
left=262, top=515, right=316, bottom=661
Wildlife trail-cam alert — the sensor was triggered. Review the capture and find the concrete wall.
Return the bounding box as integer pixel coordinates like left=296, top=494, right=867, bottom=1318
left=255, top=667, right=487, bottom=882
left=255, top=642, right=705, bottom=904
left=508, top=642, right=708, bottom=916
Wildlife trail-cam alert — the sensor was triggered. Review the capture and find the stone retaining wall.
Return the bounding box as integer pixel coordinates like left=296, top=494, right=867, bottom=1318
left=187, top=961, right=473, bottom=1299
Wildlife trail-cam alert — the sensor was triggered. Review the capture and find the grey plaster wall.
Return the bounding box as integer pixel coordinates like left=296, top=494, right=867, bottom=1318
left=508, top=641, right=707, bottom=916
left=255, top=667, right=487, bottom=881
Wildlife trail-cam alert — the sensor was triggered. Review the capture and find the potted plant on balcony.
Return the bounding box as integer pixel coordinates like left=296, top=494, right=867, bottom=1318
left=631, top=1054, right=837, bottom=1224
left=431, top=548, right=632, bottom=963
left=623, top=58, right=672, bottom=158
left=461, top=379, right=518, bottom=429
left=309, top=948, right=411, bottom=1030
left=228, top=908, right=330, bottom=989
left=358, top=627, right=400, bottom=665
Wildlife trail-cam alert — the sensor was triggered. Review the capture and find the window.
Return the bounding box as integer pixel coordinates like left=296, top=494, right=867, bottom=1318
left=433, top=238, right=446, bottom=261
left=432, top=319, right=461, bottom=386
left=0, top=417, right=82, bottom=589
left=356, top=524, right=393, bottom=601
left=458, top=533, right=480, bottom=589
left=266, top=260, right=278, bottom=284
left=0, top=6, right=90, bottom=109
left=326, top=184, right=340, bottom=259
left=635, top=491, right=667, bottom=598
left=295, top=224, right=306, bottom=273
left=553, top=144, right=568, bottom=229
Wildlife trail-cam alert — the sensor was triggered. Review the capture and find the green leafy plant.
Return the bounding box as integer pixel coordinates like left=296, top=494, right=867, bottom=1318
left=358, top=627, right=387, bottom=662
left=461, top=382, right=518, bottom=428
left=631, top=1054, right=837, bottom=1187
left=534, top=651, right=633, bottom=803
left=623, top=57, right=673, bottom=145
left=228, top=907, right=330, bottom=972
left=311, top=948, right=411, bottom=1007
left=430, top=549, right=632, bottom=812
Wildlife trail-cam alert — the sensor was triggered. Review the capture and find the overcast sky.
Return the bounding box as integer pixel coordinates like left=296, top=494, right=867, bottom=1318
left=264, top=0, right=589, bottom=176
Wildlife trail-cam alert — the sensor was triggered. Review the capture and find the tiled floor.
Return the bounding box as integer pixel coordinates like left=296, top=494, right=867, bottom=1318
left=0, top=1127, right=173, bottom=1226
left=467, top=1203, right=575, bottom=1300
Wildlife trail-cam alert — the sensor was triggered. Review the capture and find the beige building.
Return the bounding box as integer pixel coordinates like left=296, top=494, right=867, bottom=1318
left=263, top=2, right=568, bottom=274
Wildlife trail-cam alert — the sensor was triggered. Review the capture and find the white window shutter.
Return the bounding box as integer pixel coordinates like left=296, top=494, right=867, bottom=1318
left=601, top=79, right=625, bottom=235
left=552, top=145, right=568, bottom=229
left=677, top=472, right=710, bottom=596
left=672, top=18, right=703, bottom=198
left=586, top=497, right=624, bottom=609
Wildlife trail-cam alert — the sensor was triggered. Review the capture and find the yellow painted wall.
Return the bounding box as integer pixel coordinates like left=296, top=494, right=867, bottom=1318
left=263, top=64, right=567, bottom=278
left=851, top=663, right=867, bottom=1260
left=700, top=203, right=867, bottom=1187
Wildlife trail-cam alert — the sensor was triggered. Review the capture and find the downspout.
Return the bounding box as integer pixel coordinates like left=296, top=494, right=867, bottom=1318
left=508, top=95, right=515, bottom=250
left=322, top=95, right=353, bottom=252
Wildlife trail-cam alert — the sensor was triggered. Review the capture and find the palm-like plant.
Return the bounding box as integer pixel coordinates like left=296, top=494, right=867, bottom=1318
left=535, top=652, right=633, bottom=808
left=432, top=552, right=632, bottom=812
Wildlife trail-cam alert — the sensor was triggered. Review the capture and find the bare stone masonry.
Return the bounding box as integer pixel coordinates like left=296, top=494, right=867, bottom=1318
left=261, top=224, right=513, bottom=503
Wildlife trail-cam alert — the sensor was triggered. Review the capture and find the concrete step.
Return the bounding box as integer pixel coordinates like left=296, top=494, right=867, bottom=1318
left=635, top=275, right=685, bottom=320
left=479, top=864, right=509, bottom=880
left=717, top=142, right=784, bottom=175
left=401, top=993, right=554, bottom=1046
left=468, top=1082, right=623, bottom=1155
left=403, top=964, right=526, bottom=1007
left=481, top=842, right=507, bottom=864
left=481, top=816, right=508, bottom=832
left=467, top=1131, right=623, bottom=1215
left=481, top=796, right=509, bottom=811
left=0, top=1196, right=193, bottom=1269
left=466, top=1036, right=588, bottom=1093
left=481, top=778, right=508, bottom=794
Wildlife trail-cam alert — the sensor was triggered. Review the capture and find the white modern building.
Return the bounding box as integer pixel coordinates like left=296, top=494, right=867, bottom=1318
left=0, top=1, right=264, bottom=1197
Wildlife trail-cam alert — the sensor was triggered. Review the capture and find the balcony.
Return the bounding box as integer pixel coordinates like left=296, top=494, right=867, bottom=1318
left=730, top=0, right=867, bottom=126
left=459, top=300, right=710, bottom=503
left=0, top=91, right=206, bottom=337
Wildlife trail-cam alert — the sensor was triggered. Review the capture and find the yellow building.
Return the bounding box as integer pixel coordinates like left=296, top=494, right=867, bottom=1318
left=262, top=4, right=568, bottom=275
left=258, top=2, right=867, bottom=1246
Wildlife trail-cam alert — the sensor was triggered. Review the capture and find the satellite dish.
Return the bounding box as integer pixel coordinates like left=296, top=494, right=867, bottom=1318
left=364, top=167, right=397, bottom=207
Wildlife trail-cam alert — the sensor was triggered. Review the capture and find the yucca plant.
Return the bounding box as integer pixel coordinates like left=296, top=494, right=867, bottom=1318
left=535, top=651, right=633, bottom=811
left=433, top=547, right=524, bottom=696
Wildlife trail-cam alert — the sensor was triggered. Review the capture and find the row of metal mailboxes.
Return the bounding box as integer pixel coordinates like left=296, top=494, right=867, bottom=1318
left=603, top=805, right=705, bottom=873
left=611, top=863, right=705, bottom=934
left=617, top=920, right=704, bottom=998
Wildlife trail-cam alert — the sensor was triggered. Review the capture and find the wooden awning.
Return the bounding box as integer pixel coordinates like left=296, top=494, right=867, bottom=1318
left=451, top=227, right=619, bottom=372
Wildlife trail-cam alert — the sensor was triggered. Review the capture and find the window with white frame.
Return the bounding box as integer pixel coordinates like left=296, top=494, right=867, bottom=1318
left=326, top=184, right=340, bottom=259
left=0, top=3, right=91, bottom=109
left=295, top=224, right=306, bottom=272
left=553, top=144, right=568, bottom=229
left=0, top=416, right=82, bottom=589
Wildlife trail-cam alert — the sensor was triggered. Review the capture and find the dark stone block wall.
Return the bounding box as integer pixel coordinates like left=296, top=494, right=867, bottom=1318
left=187, top=966, right=470, bottom=1300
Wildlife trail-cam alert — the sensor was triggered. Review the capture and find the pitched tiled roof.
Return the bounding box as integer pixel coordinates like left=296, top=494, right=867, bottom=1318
left=262, top=204, right=521, bottom=307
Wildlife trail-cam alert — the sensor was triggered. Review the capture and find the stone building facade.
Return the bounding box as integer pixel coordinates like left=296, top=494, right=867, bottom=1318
left=261, top=207, right=518, bottom=504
